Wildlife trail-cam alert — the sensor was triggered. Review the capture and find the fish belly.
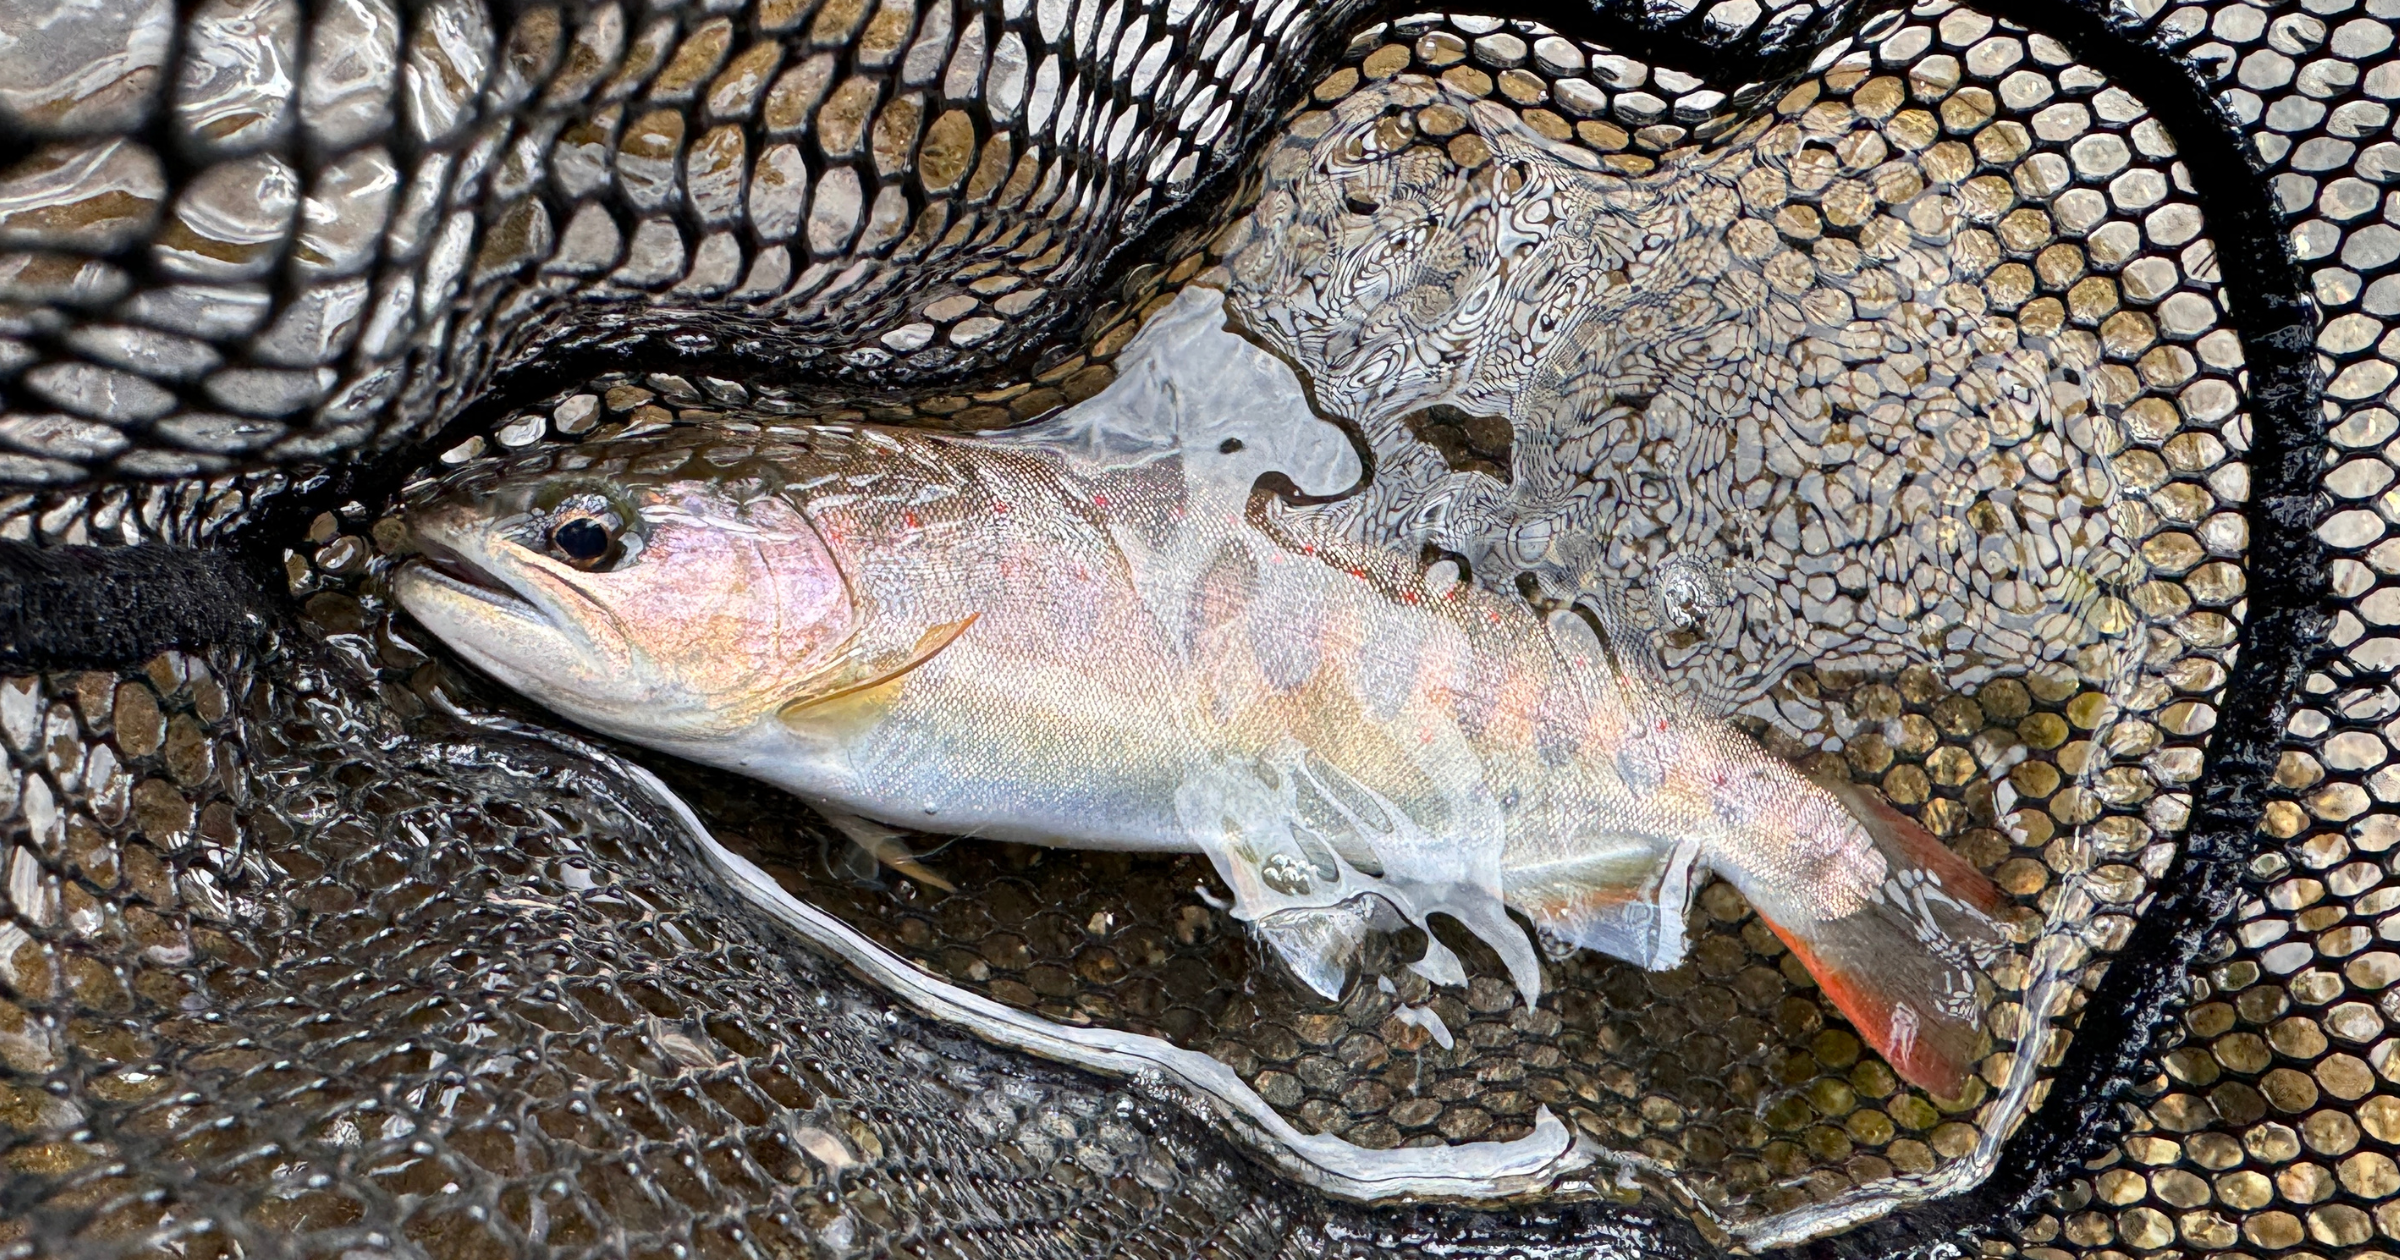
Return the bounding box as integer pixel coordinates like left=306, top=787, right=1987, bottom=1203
left=765, top=623, right=1201, bottom=852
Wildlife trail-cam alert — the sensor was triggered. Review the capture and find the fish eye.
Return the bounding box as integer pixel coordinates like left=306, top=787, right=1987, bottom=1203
left=527, top=486, right=637, bottom=570
left=547, top=516, right=614, bottom=566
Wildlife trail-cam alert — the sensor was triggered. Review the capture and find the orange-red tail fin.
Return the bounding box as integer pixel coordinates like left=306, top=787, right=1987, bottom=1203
left=1819, top=776, right=2007, bottom=917
left=1765, top=780, right=2010, bottom=1098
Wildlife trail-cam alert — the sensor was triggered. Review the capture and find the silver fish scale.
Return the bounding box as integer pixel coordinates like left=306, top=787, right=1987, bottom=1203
left=0, top=0, right=2383, bottom=1257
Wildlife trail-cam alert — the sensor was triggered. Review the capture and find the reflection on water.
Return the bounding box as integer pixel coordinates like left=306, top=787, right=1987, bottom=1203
left=1229, top=76, right=2174, bottom=708
left=336, top=6, right=2252, bottom=1247
left=1153, top=15, right=2245, bottom=1235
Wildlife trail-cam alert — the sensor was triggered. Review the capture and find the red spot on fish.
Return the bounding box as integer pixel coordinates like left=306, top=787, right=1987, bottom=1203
left=905, top=511, right=921, bottom=530
left=1656, top=719, right=1669, bottom=733
left=1093, top=494, right=1109, bottom=508
left=993, top=501, right=1010, bottom=514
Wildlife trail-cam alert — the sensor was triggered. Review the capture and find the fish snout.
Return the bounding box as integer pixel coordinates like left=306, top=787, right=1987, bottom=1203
left=389, top=497, right=562, bottom=643
left=397, top=509, right=524, bottom=608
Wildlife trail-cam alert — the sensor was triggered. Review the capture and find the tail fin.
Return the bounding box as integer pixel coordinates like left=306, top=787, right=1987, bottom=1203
left=1764, top=780, right=2008, bottom=1098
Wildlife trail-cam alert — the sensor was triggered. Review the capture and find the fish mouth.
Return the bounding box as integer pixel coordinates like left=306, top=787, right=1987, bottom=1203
left=399, top=534, right=548, bottom=625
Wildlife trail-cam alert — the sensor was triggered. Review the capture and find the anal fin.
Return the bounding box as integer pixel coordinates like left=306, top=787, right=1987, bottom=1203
left=1501, top=836, right=1693, bottom=970
left=1255, top=905, right=1373, bottom=1001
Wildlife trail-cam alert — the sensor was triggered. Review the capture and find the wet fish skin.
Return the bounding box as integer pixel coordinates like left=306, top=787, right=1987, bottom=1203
left=395, top=421, right=2005, bottom=1096
left=400, top=448, right=857, bottom=750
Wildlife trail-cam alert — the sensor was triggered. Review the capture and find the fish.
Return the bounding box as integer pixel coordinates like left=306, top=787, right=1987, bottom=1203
left=392, top=295, right=2009, bottom=1098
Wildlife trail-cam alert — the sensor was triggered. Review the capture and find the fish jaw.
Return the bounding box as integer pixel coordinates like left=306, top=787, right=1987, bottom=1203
left=394, top=504, right=651, bottom=733
left=401, top=546, right=768, bottom=756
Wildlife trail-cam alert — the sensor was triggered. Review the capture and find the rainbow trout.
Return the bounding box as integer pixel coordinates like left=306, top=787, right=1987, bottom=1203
left=395, top=290, right=2005, bottom=1095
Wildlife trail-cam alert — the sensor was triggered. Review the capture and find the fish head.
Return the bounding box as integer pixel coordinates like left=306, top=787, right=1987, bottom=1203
left=394, top=442, right=856, bottom=747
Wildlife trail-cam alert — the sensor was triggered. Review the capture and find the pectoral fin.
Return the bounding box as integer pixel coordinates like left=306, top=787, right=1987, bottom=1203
left=778, top=614, right=979, bottom=731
